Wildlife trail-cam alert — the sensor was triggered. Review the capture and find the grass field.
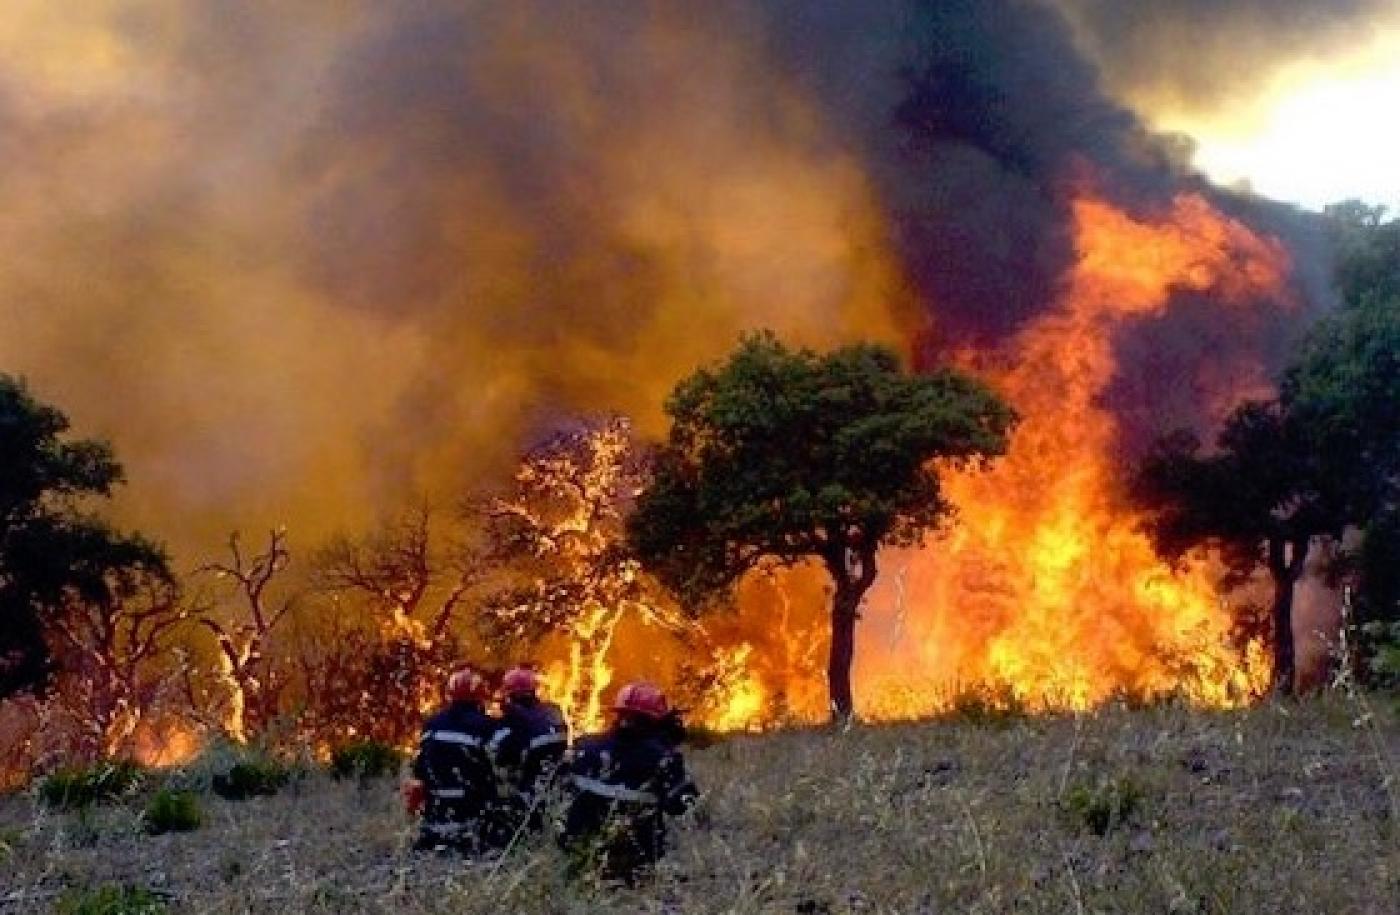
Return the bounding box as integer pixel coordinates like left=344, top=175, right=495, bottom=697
left=2, top=694, right=1396, bottom=914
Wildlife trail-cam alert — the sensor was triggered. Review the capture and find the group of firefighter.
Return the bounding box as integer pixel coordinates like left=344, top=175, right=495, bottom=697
left=401, top=665, right=698, bottom=882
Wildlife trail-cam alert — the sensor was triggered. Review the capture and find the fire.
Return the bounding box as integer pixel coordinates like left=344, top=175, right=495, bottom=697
left=548, top=604, right=621, bottom=734
left=671, top=191, right=1290, bottom=728
left=702, top=644, right=767, bottom=732
left=847, top=192, right=1289, bottom=716
left=131, top=718, right=204, bottom=768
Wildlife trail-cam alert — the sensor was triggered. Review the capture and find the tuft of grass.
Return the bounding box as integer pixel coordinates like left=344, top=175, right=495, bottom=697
left=3, top=697, right=1395, bottom=913
left=143, top=788, right=202, bottom=835
left=211, top=758, right=294, bottom=801
left=1061, top=776, right=1144, bottom=836
left=56, top=884, right=167, bottom=915
left=329, top=739, right=403, bottom=781
left=0, top=825, right=20, bottom=863
left=38, top=761, right=145, bottom=810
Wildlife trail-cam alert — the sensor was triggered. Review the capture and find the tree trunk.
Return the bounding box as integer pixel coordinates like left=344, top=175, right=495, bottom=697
left=1267, top=536, right=1310, bottom=696
left=824, top=545, right=878, bottom=724
left=828, top=585, right=859, bottom=723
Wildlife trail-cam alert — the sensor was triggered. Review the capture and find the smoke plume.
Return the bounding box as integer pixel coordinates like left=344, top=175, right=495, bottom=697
left=0, top=0, right=1334, bottom=559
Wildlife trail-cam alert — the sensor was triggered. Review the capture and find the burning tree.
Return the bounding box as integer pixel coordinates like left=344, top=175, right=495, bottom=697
left=1138, top=206, right=1400, bottom=696
left=46, top=569, right=187, bottom=758
left=194, top=530, right=298, bottom=742
left=1134, top=402, right=1349, bottom=695
left=316, top=506, right=477, bottom=645
left=629, top=333, right=1016, bottom=722
left=482, top=417, right=686, bottom=729
left=311, top=507, right=481, bottom=743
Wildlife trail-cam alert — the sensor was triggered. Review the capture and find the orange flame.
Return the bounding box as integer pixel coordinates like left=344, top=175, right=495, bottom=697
left=689, top=191, right=1290, bottom=727
left=131, top=718, right=204, bottom=768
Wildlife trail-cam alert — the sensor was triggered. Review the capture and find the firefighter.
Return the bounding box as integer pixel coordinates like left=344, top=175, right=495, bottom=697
left=488, top=666, right=569, bottom=830
left=403, top=666, right=506, bottom=854
left=559, top=682, right=698, bottom=884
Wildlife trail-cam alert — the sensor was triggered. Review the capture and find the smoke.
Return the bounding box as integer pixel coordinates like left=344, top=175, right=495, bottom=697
left=1054, top=0, right=1400, bottom=116
left=0, top=0, right=1332, bottom=560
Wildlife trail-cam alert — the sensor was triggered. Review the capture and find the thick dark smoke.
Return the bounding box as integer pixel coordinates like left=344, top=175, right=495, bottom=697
left=755, top=1, right=1331, bottom=449
left=0, top=0, right=1334, bottom=558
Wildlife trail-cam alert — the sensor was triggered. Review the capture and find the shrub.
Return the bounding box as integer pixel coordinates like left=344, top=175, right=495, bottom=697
left=1362, top=620, right=1400, bottom=689
left=56, top=884, right=166, bottom=915
left=38, top=761, right=145, bottom=810
left=1062, top=776, right=1144, bottom=836
left=212, top=758, right=293, bottom=801
left=143, top=789, right=202, bottom=834
left=0, top=826, right=19, bottom=863
left=329, top=739, right=403, bottom=781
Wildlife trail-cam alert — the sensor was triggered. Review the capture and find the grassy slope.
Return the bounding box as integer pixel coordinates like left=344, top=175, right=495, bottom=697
left=1, top=696, right=1396, bottom=914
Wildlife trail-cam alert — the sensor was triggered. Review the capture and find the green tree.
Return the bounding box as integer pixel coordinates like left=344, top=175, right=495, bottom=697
left=1133, top=401, right=1349, bottom=695
left=1137, top=205, right=1400, bottom=693
left=628, top=333, right=1016, bottom=721
left=1285, top=212, right=1400, bottom=669
left=0, top=374, right=167, bottom=698
left=1323, top=200, right=1400, bottom=308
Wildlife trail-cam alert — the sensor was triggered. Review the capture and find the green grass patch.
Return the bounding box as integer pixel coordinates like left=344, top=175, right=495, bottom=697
left=56, top=884, right=167, bottom=915
left=143, top=789, right=202, bottom=834
left=329, top=739, right=403, bottom=781
left=211, top=757, right=295, bottom=801
left=1062, top=776, right=1144, bottom=836
left=38, top=761, right=145, bottom=810
left=0, top=825, right=20, bottom=863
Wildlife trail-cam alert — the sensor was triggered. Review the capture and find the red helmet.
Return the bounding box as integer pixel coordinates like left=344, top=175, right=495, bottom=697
left=502, top=666, right=543, bottom=697
left=612, top=682, right=670, bottom=721
left=447, top=667, right=488, bottom=702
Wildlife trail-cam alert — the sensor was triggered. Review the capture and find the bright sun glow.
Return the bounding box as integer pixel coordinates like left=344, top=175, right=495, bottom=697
left=1163, top=39, right=1400, bottom=213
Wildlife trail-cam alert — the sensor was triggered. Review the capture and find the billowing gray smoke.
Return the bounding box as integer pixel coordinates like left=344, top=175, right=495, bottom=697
left=0, top=0, right=1346, bottom=556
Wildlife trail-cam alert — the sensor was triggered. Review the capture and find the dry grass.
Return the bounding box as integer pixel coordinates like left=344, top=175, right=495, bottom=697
left=2, top=695, right=1396, bottom=914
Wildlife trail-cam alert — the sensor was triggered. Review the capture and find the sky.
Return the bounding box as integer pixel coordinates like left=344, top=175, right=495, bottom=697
left=1165, top=34, right=1400, bottom=212
left=1058, top=1, right=1400, bottom=214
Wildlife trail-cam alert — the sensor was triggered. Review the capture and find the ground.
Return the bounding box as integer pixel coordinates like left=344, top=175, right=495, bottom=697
left=1, top=695, right=1396, bottom=914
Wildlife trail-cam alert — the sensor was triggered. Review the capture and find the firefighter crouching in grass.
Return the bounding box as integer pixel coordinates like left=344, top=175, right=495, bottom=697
left=402, top=666, right=505, bottom=853
left=559, top=682, right=699, bottom=883
left=489, top=666, right=569, bottom=832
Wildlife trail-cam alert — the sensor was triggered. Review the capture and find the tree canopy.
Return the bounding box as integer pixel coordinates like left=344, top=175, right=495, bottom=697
left=629, top=332, right=1015, bottom=719
left=1133, top=401, right=1347, bottom=693
left=1136, top=203, right=1400, bottom=692
left=1287, top=208, right=1400, bottom=655
left=0, top=374, right=167, bottom=698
